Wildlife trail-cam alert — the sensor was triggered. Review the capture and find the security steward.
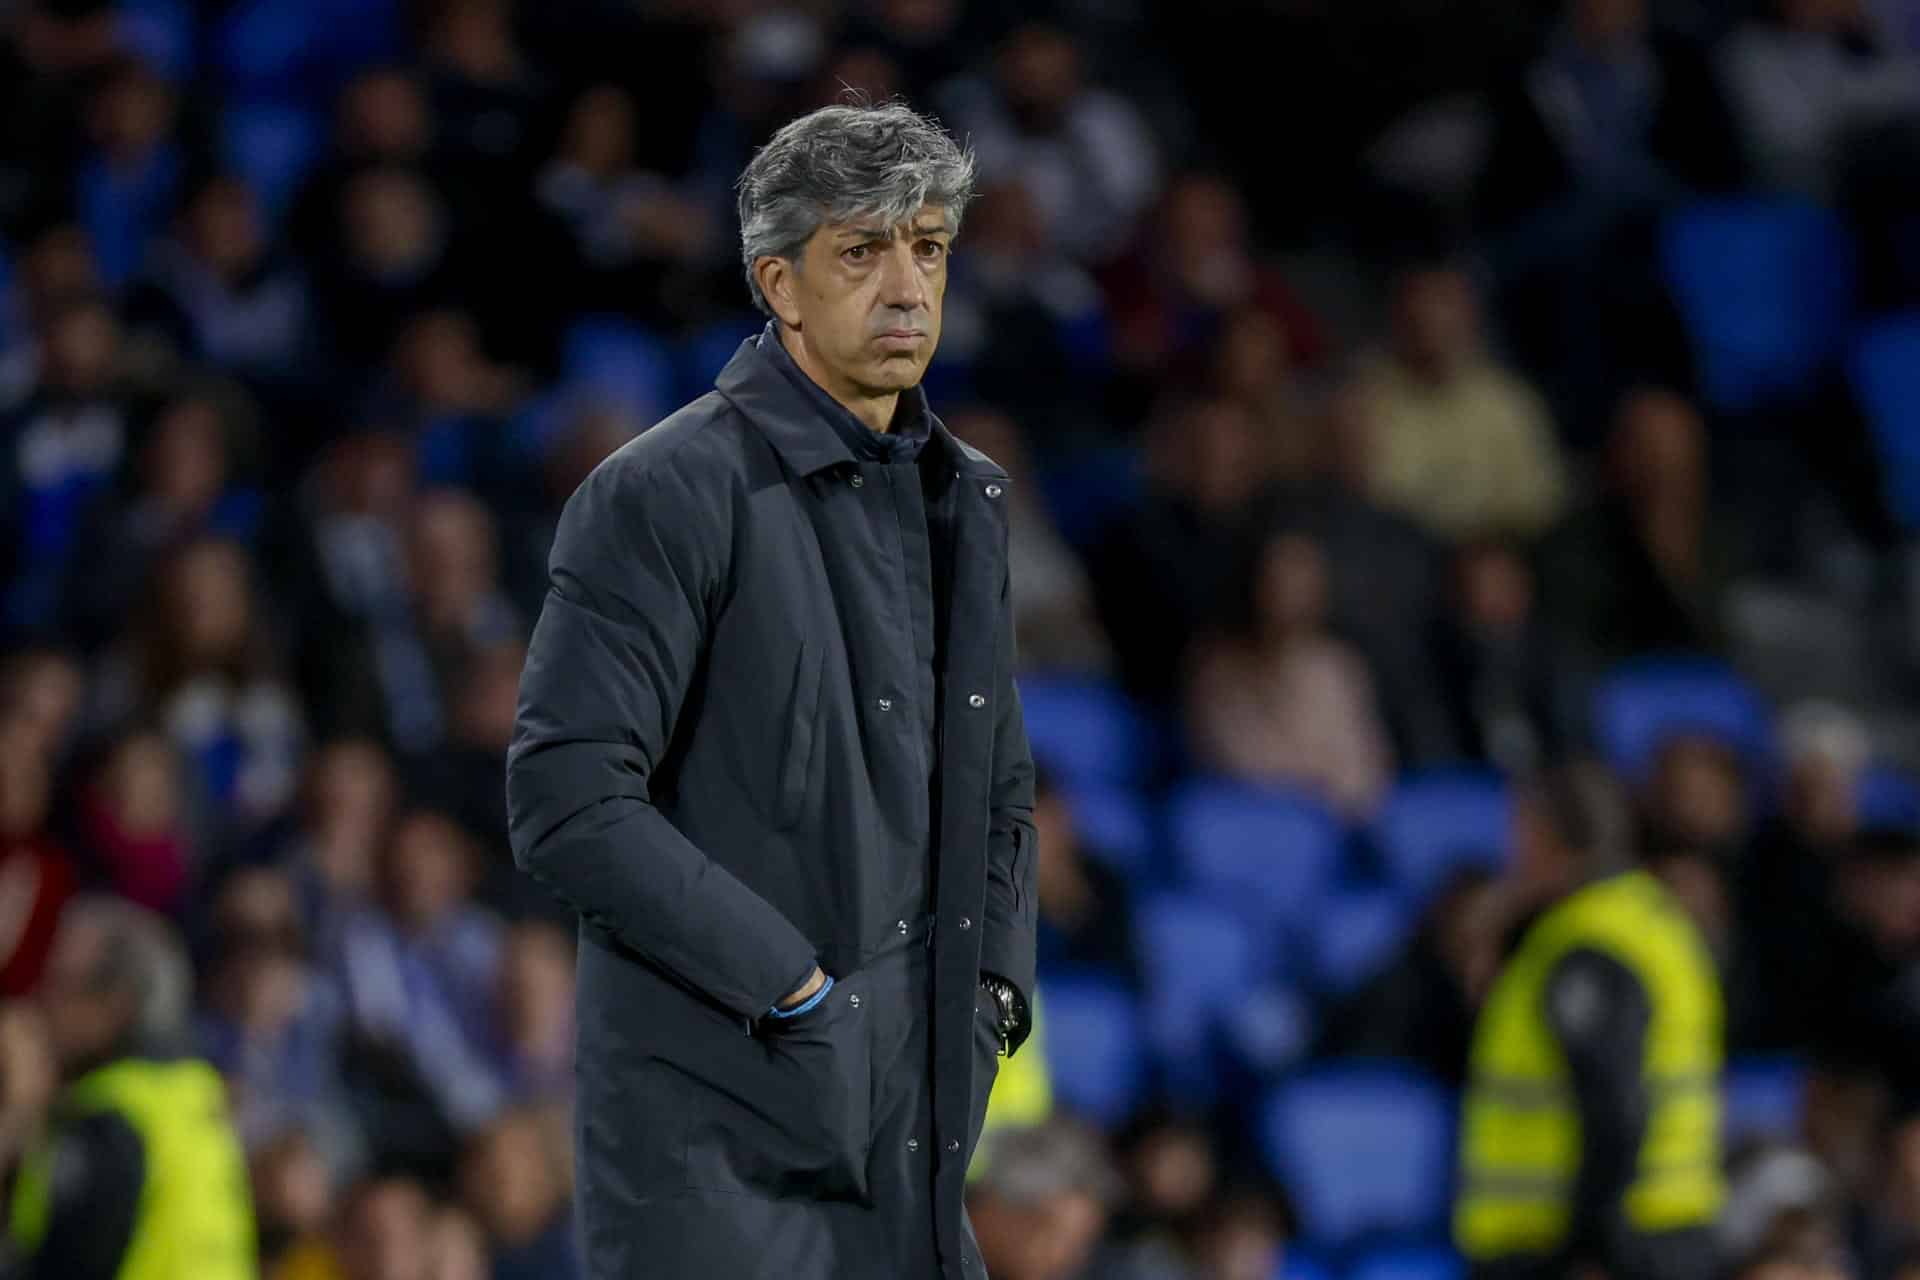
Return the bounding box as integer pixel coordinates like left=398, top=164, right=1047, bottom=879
left=0, top=896, right=255, bottom=1280
left=1456, top=763, right=1724, bottom=1280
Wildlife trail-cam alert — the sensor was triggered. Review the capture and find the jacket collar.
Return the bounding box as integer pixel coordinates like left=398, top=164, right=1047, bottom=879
left=714, top=332, right=1007, bottom=481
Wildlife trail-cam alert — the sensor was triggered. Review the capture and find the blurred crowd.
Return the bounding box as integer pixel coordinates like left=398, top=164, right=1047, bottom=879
left=3, top=0, right=1920, bottom=1277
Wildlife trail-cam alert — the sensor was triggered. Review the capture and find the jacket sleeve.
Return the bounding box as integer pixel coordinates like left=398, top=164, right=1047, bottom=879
left=507, top=455, right=818, bottom=1022
left=979, top=567, right=1038, bottom=1054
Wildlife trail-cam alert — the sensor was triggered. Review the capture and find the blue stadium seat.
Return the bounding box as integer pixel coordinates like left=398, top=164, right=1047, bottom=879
left=1372, top=771, right=1510, bottom=904
left=1849, top=314, right=1920, bottom=529
left=1858, top=764, right=1920, bottom=831
left=678, top=316, right=761, bottom=403
left=1167, top=780, right=1345, bottom=933
left=1309, top=889, right=1413, bottom=997
left=1260, top=1064, right=1454, bottom=1253
left=119, top=0, right=195, bottom=81
left=1593, top=656, right=1773, bottom=782
left=1660, top=198, right=1855, bottom=415
left=562, top=319, right=678, bottom=424
left=1039, top=975, right=1147, bottom=1128
left=1137, top=892, right=1268, bottom=1101
left=1275, top=1257, right=1336, bottom=1280
left=1348, top=1246, right=1465, bottom=1280
left=220, top=104, right=323, bottom=221
left=1064, top=783, right=1156, bottom=879
left=1019, top=677, right=1156, bottom=787
left=1724, top=1056, right=1806, bottom=1145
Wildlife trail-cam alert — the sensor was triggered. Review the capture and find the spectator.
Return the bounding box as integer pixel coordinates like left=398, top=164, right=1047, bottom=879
left=402, top=489, right=521, bottom=707
left=1101, top=172, right=1327, bottom=389
left=1094, top=1113, right=1220, bottom=1277
left=0, top=292, right=128, bottom=637
left=422, top=0, right=548, bottom=189
left=428, top=1204, right=490, bottom=1280
left=1091, top=396, right=1279, bottom=705
left=1812, top=828, right=1920, bottom=1089
left=62, top=384, right=259, bottom=652
left=1639, top=733, right=1755, bottom=865
left=942, top=22, right=1160, bottom=264
left=968, top=1118, right=1124, bottom=1280
left=0, top=716, right=75, bottom=995
left=536, top=83, right=716, bottom=324
left=492, top=919, right=573, bottom=1103
left=299, top=1175, right=437, bottom=1280
left=946, top=407, right=1112, bottom=676
left=1722, top=0, right=1920, bottom=198
left=1186, top=1187, right=1293, bottom=1280
left=126, top=175, right=316, bottom=385
left=0, top=644, right=85, bottom=764
left=1185, top=530, right=1394, bottom=818
left=1719, top=1145, right=1852, bottom=1280
left=381, top=316, right=528, bottom=505
left=1742, top=702, right=1873, bottom=1049
left=251, top=1126, right=341, bottom=1273
left=76, top=727, right=197, bottom=917
left=457, top=1106, right=579, bottom=1280
left=332, top=810, right=506, bottom=1136
left=317, top=166, right=460, bottom=372
left=272, top=739, right=398, bottom=949
left=1032, top=766, right=1138, bottom=985
left=91, top=536, right=306, bottom=833
left=75, top=60, right=181, bottom=289
left=1359, top=260, right=1569, bottom=543
left=289, top=67, right=438, bottom=265
left=1432, top=539, right=1577, bottom=774
left=1318, top=866, right=1508, bottom=1087
left=1540, top=388, right=1738, bottom=664
left=410, top=642, right=527, bottom=913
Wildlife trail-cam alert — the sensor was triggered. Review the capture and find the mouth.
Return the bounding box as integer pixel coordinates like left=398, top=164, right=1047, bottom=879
left=874, top=329, right=925, bottom=349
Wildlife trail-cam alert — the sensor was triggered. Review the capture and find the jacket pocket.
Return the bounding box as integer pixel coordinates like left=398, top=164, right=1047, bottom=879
left=755, top=971, right=875, bottom=1202
left=774, top=641, right=825, bottom=830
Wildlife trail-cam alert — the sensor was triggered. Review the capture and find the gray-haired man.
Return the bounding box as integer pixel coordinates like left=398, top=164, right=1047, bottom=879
left=508, top=102, right=1038, bottom=1278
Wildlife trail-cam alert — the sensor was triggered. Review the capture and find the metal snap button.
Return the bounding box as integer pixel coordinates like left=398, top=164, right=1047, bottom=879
left=850, top=474, right=864, bottom=488
left=946, top=1139, right=960, bottom=1153
left=984, top=483, right=1003, bottom=498
left=958, top=917, right=971, bottom=930
left=907, top=1138, right=919, bottom=1151
left=967, top=693, right=986, bottom=708
left=877, top=697, right=892, bottom=711
left=897, top=919, right=910, bottom=934
left=848, top=993, right=861, bottom=1008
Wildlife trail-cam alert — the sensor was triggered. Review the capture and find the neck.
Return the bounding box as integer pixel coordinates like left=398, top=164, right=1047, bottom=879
left=780, top=327, right=899, bottom=433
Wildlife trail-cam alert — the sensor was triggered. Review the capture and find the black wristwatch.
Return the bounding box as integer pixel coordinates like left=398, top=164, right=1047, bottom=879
left=979, top=974, right=1023, bottom=1056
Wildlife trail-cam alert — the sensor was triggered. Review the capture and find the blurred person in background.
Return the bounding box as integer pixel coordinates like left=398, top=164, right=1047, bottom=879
left=0, top=716, right=74, bottom=996
left=425, top=1205, right=487, bottom=1280
left=1359, top=259, right=1569, bottom=545
left=1718, top=1144, right=1853, bottom=1280
left=1185, top=528, right=1394, bottom=818
left=1092, top=395, right=1280, bottom=706
left=288, top=67, right=438, bottom=266
left=76, top=59, right=180, bottom=291
left=1541, top=388, right=1737, bottom=665
left=75, top=727, right=196, bottom=918
left=490, top=918, right=573, bottom=1103
left=456, top=1106, right=578, bottom=1280
left=1320, top=866, right=1509, bottom=1087
left=1432, top=539, right=1578, bottom=776
left=508, top=102, right=1036, bottom=1279
left=251, top=1126, right=339, bottom=1275
left=90, top=536, right=306, bottom=838
left=946, top=406, right=1112, bottom=676
left=1456, top=762, right=1725, bottom=1280
left=967, top=1119, right=1122, bottom=1280
left=1807, top=828, right=1920, bottom=1092
left=0, top=645, right=85, bottom=766
left=1639, top=734, right=1754, bottom=867
left=282, top=1174, right=432, bottom=1280
left=0, top=895, right=255, bottom=1279
left=1031, top=765, right=1139, bottom=986
left=269, top=739, right=397, bottom=950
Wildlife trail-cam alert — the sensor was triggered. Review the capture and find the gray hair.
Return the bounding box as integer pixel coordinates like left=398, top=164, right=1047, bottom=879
left=969, top=1119, right=1124, bottom=1208
left=65, top=895, right=193, bottom=1048
left=736, top=101, right=976, bottom=317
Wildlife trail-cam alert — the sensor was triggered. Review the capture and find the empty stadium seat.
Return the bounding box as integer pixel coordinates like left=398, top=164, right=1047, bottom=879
left=1039, top=975, right=1148, bottom=1128
left=1849, top=313, right=1920, bottom=529
left=1593, top=656, right=1773, bottom=782
left=1348, top=1246, right=1465, bottom=1280
left=1260, top=1064, right=1455, bottom=1253
left=1858, top=764, right=1920, bottom=831
left=1661, top=199, right=1855, bottom=415
left=1137, top=892, right=1268, bottom=1101
left=562, top=318, right=677, bottom=423
left=1372, top=771, right=1510, bottom=904
left=1018, top=677, right=1157, bottom=787
left=1309, top=889, right=1413, bottom=997
left=1167, top=780, right=1345, bottom=933
left=1724, top=1056, right=1806, bottom=1145
left=1064, top=783, right=1157, bottom=879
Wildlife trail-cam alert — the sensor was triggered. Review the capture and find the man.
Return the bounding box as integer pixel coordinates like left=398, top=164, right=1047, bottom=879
left=507, top=101, right=1037, bottom=1279
left=1456, top=763, right=1724, bottom=1280
left=966, top=1121, right=1120, bottom=1280
left=0, top=896, right=256, bottom=1280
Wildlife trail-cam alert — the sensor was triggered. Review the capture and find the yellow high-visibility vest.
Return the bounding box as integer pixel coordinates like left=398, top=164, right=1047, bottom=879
left=10, top=1057, right=257, bottom=1280
left=1455, top=871, right=1725, bottom=1260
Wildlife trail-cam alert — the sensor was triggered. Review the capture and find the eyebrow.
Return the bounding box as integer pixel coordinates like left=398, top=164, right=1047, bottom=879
left=838, top=221, right=953, bottom=242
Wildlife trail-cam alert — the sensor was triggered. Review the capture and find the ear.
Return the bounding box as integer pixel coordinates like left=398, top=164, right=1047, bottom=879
left=755, top=256, right=804, bottom=330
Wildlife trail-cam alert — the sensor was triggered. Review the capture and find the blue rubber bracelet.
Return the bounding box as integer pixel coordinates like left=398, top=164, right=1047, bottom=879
left=767, top=974, right=834, bottom=1019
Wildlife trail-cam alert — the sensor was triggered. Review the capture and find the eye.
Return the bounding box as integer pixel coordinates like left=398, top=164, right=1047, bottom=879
left=843, top=244, right=872, bottom=263
left=916, top=240, right=947, bottom=260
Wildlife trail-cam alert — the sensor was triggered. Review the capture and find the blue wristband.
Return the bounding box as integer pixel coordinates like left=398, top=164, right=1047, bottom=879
left=767, top=974, right=833, bottom=1019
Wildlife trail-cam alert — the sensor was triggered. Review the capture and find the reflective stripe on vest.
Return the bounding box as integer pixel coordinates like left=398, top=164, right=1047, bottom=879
left=1454, top=871, right=1726, bottom=1261
left=8, top=1057, right=257, bottom=1280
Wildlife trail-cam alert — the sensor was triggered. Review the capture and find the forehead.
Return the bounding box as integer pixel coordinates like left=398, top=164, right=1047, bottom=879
left=821, top=204, right=953, bottom=238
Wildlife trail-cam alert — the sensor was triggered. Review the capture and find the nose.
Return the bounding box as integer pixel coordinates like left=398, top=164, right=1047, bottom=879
left=877, top=240, right=926, bottom=311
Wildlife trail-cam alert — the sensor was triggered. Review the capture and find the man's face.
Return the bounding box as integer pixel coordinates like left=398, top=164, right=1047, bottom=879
left=763, top=205, right=951, bottom=402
